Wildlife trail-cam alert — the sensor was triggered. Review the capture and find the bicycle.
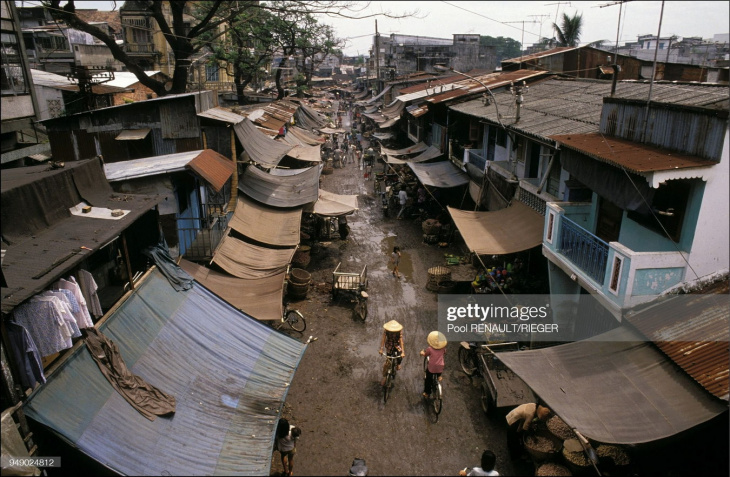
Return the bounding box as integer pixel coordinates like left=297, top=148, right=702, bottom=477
left=352, top=290, right=368, bottom=322
left=278, top=303, right=307, bottom=333
left=458, top=341, right=483, bottom=377
left=381, top=353, right=402, bottom=404
left=423, top=356, right=443, bottom=418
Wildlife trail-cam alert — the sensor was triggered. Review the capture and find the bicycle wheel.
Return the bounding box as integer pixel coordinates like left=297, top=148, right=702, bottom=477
left=458, top=347, right=478, bottom=376
left=353, top=300, right=368, bottom=321
left=285, top=309, right=307, bottom=333
left=423, top=356, right=429, bottom=374
left=432, top=381, right=443, bottom=416
left=480, top=382, right=491, bottom=415
left=383, top=371, right=393, bottom=403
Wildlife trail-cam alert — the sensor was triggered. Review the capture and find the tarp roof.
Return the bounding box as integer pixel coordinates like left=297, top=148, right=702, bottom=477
left=386, top=146, right=442, bottom=164
left=234, top=119, right=293, bottom=168
left=287, top=126, right=325, bottom=145
left=212, top=233, right=296, bottom=279
left=22, top=268, right=306, bottom=475
left=228, top=196, right=302, bottom=247
left=448, top=202, right=544, bottom=255
left=238, top=165, right=319, bottom=208
left=197, top=107, right=245, bottom=124
left=380, top=142, right=428, bottom=156
left=1, top=158, right=161, bottom=314
left=308, top=189, right=359, bottom=216
left=498, top=326, right=728, bottom=444
left=293, top=105, right=329, bottom=131
left=285, top=144, right=322, bottom=163
left=408, top=161, right=470, bottom=188
left=179, top=259, right=284, bottom=321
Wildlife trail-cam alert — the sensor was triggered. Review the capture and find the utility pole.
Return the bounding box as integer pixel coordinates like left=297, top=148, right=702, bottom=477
left=505, top=20, right=538, bottom=63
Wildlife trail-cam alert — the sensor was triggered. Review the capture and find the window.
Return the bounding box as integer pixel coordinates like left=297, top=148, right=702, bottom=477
left=496, top=128, right=507, bottom=147
left=608, top=255, right=624, bottom=294
left=205, top=65, right=219, bottom=82
left=1, top=33, right=28, bottom=94
left=469, top=119, right=482, bottom=142
left=131, top=27, right=150, bottom=45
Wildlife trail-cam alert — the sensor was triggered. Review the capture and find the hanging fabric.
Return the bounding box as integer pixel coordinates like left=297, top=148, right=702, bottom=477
left=76, top=270, right=103, bottom=318
left=6, top=322, right=46, bottom=390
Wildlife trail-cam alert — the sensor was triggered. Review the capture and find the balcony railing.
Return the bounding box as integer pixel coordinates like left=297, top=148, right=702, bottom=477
left=466, top=149, right=487, bottom=171
left=124, top=43, right=156, bottom=54
left=558, top=215, right=609, bottom=285
left=177, top=214, right=228, bottom=261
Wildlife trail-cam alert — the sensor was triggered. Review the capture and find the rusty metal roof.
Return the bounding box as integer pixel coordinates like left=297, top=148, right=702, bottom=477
left=427, top=70, right=550, bottom=104
left=550, top=133, right=717, bottom=173
left=243, top=100, right=298, bottom=132
left=187, top=149, right=236, bottom=192
left=625, top=280, right=729, bottom=401
left=501, top=47, right=577, bottom=64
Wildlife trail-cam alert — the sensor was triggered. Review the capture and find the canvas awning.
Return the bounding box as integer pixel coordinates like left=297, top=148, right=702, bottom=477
left=179, top=259, right=284, bottom=321
left=408, top=161, right=470, bottom=188
left=387, top=146, right=443, bottom=164
left=238, top=165, right=319, bottom=208
left=497, top=326, right=728, bottom=444
left=319, top=127, right=347, bottom=135
left=228, top=195, right=301, bottom=247
left=234, top=118, right=293, bottom=168
left=378, top=116, right=400, bottom=129
left=380, top=142, right=428, bottom=157
left=285, top=144, right=322, bottom=162
left=22, top=268, right=305, bottom=475
left=115, top=128, right=150, bottom=140
left=288, top=126, right=325, bottom=145
left=448, top=202, right=544, bottom=255
left=212, top=233, right=296, bottom=279
left=308, top=189, right=359, bottom=216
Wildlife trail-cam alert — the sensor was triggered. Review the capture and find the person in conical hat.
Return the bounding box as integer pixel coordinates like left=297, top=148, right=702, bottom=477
left=379, top=320, right=405, bottom=386
left=420, top=331, right=447, bottom=398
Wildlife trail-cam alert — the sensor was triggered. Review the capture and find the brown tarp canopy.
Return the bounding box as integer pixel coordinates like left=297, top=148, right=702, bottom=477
left=308, top=189, right=359, bottom=217
left=229, top=195, right=302, bottom=247
left=448, top=202, right=543, bottom=255
left=212, top=233, right=295, bottom=279
left=234, top=118, right=293, bottom=168
left=408, top=161, right=470, bottom=188
left=179, top=259, right=284, bottom=321
left=288, top=126, right=325, bottom=145
left=238, top=165, right=319, bottom=208
left=380, top=142, right=428, bottom=157
left=498, top=326, right=728, bottom=444
left=387, top=146, right=443, bottom=164
left=285, top=144, right=322, bottom=162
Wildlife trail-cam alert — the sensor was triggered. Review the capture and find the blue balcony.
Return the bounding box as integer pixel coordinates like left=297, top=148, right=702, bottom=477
left=543, top=202, right=687, bottom=313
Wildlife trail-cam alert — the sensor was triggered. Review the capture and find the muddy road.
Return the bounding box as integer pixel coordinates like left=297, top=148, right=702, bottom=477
left=270, top=151, right=532, bottom=476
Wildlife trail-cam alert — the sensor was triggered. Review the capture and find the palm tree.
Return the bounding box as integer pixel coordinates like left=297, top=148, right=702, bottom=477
left=553, top=12, right=584, bottom=47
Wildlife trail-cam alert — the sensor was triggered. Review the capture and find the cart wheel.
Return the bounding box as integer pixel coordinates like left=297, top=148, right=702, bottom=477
left=458, top=347, right=478, bottom=377
left=480, top=382, right=491, bottom=415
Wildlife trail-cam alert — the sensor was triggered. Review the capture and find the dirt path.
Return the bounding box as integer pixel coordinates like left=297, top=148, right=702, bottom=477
left=270, top=154, right=532, bottom=476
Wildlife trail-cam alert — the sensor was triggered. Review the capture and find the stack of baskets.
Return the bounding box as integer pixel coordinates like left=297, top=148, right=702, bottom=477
left=288, top=268, right=312, bottom=299
left=422, top=219, right=441, bottom=244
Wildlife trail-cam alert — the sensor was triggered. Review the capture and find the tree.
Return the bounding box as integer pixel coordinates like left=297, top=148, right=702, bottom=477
left=480, top=36, right=522, bottom=63
left=553, top=12, right=583, bottom=47
left=46, top=0, right=246, bottom=96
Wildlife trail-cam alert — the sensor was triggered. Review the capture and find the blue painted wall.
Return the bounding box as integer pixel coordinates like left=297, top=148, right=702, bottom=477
left=632, top=267, right=685, bottom=295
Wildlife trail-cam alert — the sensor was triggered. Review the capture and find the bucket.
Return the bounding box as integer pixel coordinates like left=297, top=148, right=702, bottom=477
left=289, top=268, right=311, bottom=285
left=292, top=246, right=311, bottom=268
left=288, top=279, right=310, bottom=299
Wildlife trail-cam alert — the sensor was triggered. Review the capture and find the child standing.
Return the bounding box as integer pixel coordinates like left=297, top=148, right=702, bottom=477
left=390, top=246, right=402, bottom=278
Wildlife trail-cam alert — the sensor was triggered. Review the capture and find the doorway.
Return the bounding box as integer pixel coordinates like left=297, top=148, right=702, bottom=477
left=595, top=196, right=622, bottom=243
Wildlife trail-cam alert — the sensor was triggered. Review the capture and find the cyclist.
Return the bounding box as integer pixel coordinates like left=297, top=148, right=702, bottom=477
left=420, top=331, right=447, bottom=399
left=379, top=320, right=405, bottom=387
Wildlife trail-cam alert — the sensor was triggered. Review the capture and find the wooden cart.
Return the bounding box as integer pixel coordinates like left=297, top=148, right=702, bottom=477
left=477, top=342, right=536, bottom=414
left=332, top=262, right=368, bottom=298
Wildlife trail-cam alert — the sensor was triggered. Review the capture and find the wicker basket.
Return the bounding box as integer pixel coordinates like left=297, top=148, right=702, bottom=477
left=427, top=266, right=451, bottom=291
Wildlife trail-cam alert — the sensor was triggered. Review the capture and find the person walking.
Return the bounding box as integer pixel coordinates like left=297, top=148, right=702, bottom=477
left=389, top=246, right=402, bottom=278
left=396, top=188, right=408, bottom=220
left=420, top=331, right=447, bottom=399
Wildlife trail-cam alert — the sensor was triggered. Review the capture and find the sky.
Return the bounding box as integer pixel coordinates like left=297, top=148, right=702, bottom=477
left=17, top=1, right=730, bottom=56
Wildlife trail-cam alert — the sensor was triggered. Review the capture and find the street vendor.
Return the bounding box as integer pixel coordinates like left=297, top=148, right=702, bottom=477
left=505, top=403, right=551, bottom=460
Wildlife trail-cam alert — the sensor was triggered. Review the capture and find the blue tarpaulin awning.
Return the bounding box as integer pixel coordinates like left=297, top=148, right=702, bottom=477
left=23, top=268, right=306, bottom=476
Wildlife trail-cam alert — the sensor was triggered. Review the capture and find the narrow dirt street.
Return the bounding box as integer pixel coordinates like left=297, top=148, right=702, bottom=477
left=269, top=137, right=533, bottom=476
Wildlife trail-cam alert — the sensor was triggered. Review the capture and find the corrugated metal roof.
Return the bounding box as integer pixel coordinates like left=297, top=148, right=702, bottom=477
left=115, top=128, right=151, bottom=140
left=104, top=150, right=203, bottom=181
left=428, top=70, right=549, bottom=104
left=197, top=107, right=245, bottom=124
left=501, top=46, right=577, bottom=64
left=625, top=280, right=729, bottom=401
left=187, top=149, right=235, bottom=192
left=448, top=77, right=730, bottom=143
left=550, top=133, right=717, bottom=173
